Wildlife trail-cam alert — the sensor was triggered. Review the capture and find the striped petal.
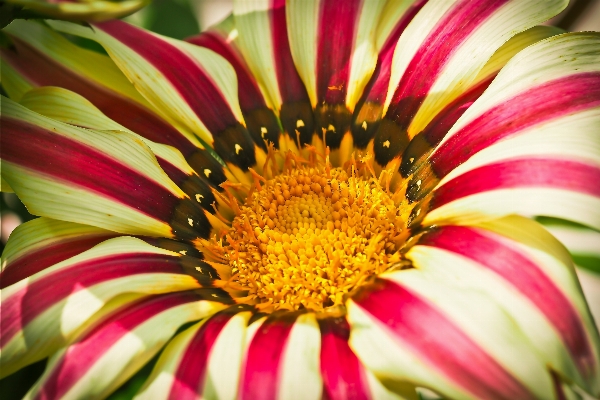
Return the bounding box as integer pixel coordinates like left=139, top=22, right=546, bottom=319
left=408, top=33, right=600, bottom=230
left=1, top=236, right=221, bottom=378
left=319, top=317, right=406, bottom=400
left=372, top=0, right=567, bottom=167
left=351, top=0, right=428, bottom=148
left=285, top=0, right=387, bottom=152
left=398, top=25, right=563, bottom=175
left=186, top=16, right=283, bottom=150
left=348, top=281, right=556, bottom=398
left=232, top=0, right=314, bottom=147
left=4, top=0, right=148, bottom=22
left=0, top=217, right=116, bottom=289
left=1, top=20, right=199, bottom=154
left=240, top=312, right=322, bottom=400
left=24, top=291, right=227, bottom=400
left=19, top=86, right=220, bottom=220
left=49, top=19, right=263, bottom=176
left=135, top=307, right=252, bottom=400
left=406, top=215, right=600, bottom=395
left=1, top=97, right=214, bottom=240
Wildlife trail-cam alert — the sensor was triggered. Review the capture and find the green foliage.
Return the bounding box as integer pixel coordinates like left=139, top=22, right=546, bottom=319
left=128, top=0, right=200, bottom=39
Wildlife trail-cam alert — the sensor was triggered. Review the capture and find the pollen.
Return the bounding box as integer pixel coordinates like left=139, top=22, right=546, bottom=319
left=203, top=153, right=412, bottom=313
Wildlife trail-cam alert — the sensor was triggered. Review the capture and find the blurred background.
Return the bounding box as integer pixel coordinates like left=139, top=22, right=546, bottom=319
left=1, top=0, right=600, bottom=398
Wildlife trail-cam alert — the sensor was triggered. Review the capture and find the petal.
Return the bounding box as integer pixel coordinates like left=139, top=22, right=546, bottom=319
left=419, top=156, right=600, bottom=230
left=233, top=0, right=315, bottom=146
left=1, top=98, right=213, bottom=240
left=240, top=313, right=322, bottom=400
left=373, top=0, right=567, bottom=167
left=25, top=291, right=227, bottom=400
left=348, top=274, right=555, bottom=400
left=1, top=176, right=14, bottom=193
left=186, top=16, right=283, bottom=150
left=49, top=19, right=263, bottom=175
left=424, top=32, right=600, bottom=181
left=0, top=55, right=34, bottom=102
left=0, top=217, right=117, bottom=289
left=19, top=86, right=221, bottom=221
left=407, top=33, right=600, bottom=229
left=285, top=0, right=387, bottom=153
left=286, top=0, right=385, bottom=110
left=351, top=0, right=427, bottom=148
left=319, top=317, right=406, bottom=400
left=398, top=25, right=563, bottom=176
left=1, top=20, right=198, bottom=154
left=135, top=307, right=252, bottom=400
left=4, top=0, right=148, bottom=22
left=407, top=216, right=600, bottom=394
left=0, top=236, right=218, bottom=378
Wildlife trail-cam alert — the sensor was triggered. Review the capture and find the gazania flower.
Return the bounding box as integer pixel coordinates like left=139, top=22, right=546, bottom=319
left=2, top=0, right=600, bottom=398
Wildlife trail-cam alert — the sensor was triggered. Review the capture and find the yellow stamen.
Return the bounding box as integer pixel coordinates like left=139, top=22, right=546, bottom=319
left=202, top=152, right=412, bottom=312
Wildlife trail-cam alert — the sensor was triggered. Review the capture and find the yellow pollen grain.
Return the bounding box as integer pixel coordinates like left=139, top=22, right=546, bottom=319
left=205, top=159, right=410, bottom=313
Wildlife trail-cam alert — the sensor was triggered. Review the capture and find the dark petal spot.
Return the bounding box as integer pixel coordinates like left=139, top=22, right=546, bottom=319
left=213, top=123, right=256, bottom=170
left=400, top=131, right=435, bottom=177
left=141, top=237, right=204, bottom=259
left=192, top=287, right=234, bottom=304
left=351, top=101, right=383, bottom=149
left=407, top=196, right=433, bottom=229
left=179, top=257, right=219, bottom=282
left=373, top=118, right=409, bottom=166
left=314, top=103, right=352, bottom=150
left=186, top=149, right=228, bottom=188
left=280, top=100, right=315, bottom=146
left=170, top=198, right=212, bottom=241
left=244, top=107, right=282, bottom=150
left=405, top=163, right=439, bottom=204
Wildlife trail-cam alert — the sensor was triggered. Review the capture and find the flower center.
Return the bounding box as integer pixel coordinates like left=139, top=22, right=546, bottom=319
left=204, top=154, right=412, bottom=312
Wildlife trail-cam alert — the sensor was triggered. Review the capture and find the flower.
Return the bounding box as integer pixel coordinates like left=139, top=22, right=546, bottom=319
left=1, top=0, right=600, bottom=398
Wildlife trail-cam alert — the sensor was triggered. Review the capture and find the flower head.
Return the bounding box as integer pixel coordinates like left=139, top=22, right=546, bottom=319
left=1, top=0, right=600, bottom=399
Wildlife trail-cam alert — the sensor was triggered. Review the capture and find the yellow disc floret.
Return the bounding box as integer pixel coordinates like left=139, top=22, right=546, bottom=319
left=204, top=157, right=411, bottom=312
